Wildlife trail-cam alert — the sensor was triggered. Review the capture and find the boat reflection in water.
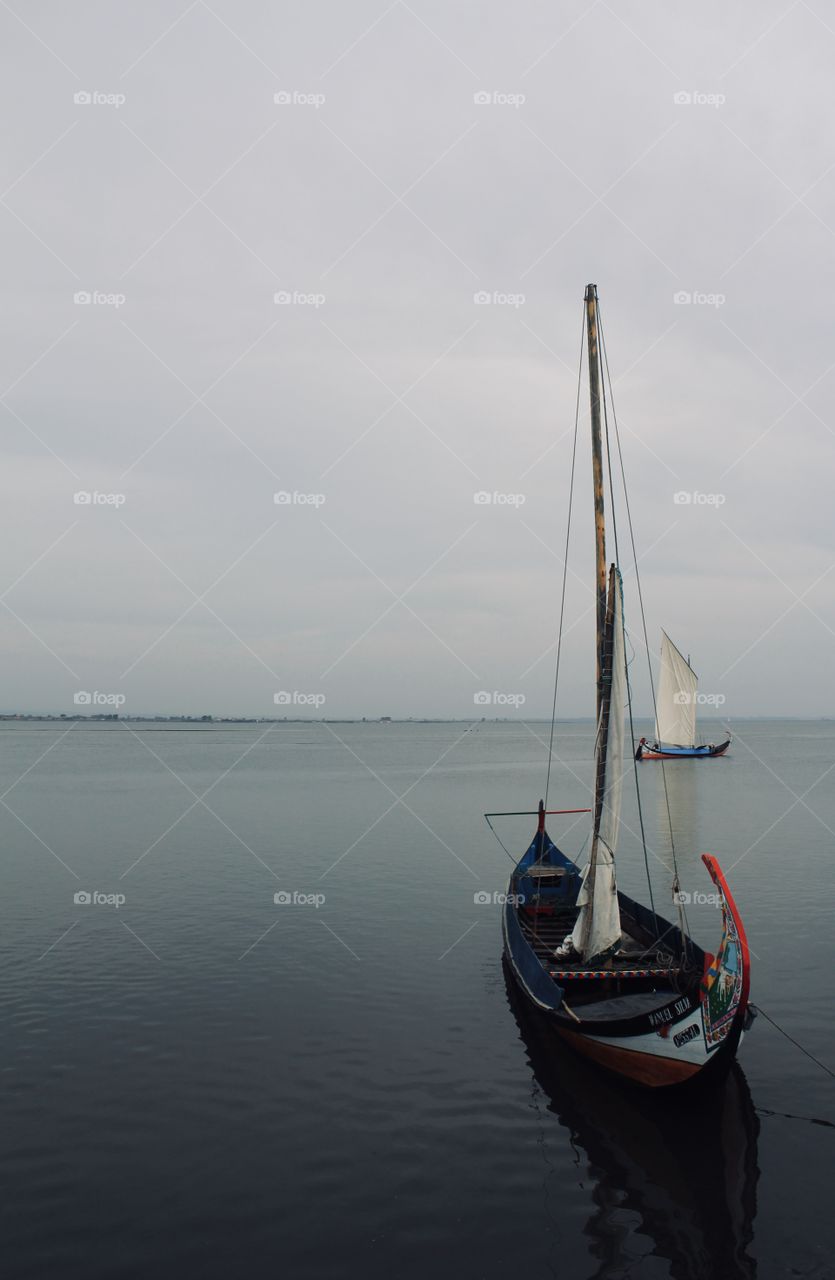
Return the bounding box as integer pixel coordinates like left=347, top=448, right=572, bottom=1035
left=504, top=961, right=760, bottom=1279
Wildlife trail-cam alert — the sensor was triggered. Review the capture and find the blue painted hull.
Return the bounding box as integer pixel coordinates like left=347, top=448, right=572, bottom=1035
left=636, top=738, right=731, bottom=760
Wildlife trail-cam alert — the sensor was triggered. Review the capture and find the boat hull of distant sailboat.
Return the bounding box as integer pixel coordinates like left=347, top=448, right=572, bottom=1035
left=502, top=824, right=751, bottom=1088
left=635, top=739, right=731, bottom=761
left=636, top=630, right=731, bottom=761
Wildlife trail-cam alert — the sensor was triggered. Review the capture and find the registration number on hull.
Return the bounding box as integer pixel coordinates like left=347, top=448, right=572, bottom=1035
left=673, top=1022, right=701, bottom=1048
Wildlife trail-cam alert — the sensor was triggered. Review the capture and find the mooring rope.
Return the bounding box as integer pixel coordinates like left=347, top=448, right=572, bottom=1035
left=751, top=1005, right=835, bottom=1080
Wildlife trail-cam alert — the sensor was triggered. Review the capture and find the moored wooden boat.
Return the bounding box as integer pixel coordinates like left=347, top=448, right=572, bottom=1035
left=502, top=802, right=751, bottom=1087
left=494, top=285, right=751, bottom=1088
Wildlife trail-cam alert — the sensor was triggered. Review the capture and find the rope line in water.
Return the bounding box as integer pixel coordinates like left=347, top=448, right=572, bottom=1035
left=752, top=1004, right=835, bottom=1080
left=755, top=1107, right=835, bottom=1129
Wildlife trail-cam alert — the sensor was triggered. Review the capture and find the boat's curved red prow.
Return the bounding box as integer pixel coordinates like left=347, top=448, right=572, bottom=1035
left=696, top=849, right=747, bottom=1039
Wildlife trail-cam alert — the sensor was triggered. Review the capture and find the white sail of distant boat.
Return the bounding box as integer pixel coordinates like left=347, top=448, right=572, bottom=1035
left=571, top=569, right=625, bottom=961
left=655, top=630, right=698, bottom=747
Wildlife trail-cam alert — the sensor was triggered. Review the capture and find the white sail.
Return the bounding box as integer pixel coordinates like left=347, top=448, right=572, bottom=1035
left=572, top=570, right=624, bottom=961
left=655, top=630, right=697, bottom=747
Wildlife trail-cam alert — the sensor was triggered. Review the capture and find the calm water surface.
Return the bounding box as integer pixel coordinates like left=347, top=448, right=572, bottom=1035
left=1, top=719, right=833, bottom=1279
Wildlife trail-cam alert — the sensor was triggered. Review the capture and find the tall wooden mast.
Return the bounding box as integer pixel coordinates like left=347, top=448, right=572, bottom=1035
left=576, top=562, right=617, bottom=957
left=585, top=283, right=607, bottom=720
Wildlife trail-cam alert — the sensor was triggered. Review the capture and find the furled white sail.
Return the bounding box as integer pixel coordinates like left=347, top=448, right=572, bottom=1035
left=655, top=631, right=698, bottom=747
left=571, top=570, right=625, bottom=962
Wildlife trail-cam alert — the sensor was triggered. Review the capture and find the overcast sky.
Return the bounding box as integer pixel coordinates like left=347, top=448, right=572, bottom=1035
left=2, top=1, right=833, bottom=719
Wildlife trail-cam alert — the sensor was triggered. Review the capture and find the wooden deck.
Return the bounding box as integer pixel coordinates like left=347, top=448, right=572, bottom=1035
left=519, top=908, right=679, bottom=980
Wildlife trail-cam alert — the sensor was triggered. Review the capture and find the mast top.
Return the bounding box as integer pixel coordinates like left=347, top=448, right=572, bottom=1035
left=585, top=282, right=606, bottom=719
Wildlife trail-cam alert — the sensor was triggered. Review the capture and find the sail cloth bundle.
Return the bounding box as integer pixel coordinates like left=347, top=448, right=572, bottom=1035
left=556, top=568, right=626, bottom=965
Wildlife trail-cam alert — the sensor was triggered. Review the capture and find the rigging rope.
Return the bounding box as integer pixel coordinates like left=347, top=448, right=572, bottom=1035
left=596, top=300, right=687, bottom=954
left=484, top=813, right=526, bottom=865
left=543, top=315, right=584, bottom=811
left=596, top=298, right=658, bottom=927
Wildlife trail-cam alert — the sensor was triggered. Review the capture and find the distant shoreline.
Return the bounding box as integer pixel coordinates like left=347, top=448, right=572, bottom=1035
left=0, top=715, right=829, bottom=726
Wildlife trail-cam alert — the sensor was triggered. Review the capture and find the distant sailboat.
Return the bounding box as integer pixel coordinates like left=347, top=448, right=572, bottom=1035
left=635, top=632, right=730, bottom=760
